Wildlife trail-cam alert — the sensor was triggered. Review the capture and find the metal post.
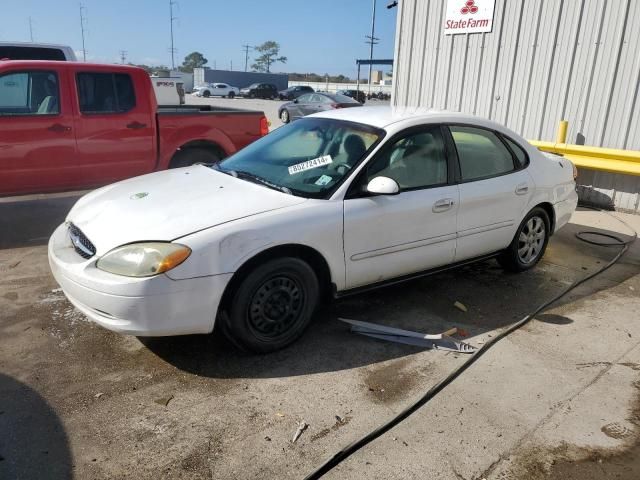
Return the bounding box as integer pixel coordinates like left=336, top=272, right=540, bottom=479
left=356, top=62, right=361, bottom=98
left=28, top=17, right=34, bottom=42
left=557, top=120, right=568, bottom=144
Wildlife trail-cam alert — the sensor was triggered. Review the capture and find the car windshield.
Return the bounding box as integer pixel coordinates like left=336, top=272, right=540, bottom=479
left=216, top=118, right=383, bottom=199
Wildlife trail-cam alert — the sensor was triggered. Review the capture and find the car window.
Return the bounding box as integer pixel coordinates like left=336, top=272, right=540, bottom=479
left=0, top=70, right=60, bottom=115
left=77, top=72, right=136, bottom=114
left=333, top=93, right=359, bottom=104
left=364, top=127, right=448, bottom=190
left=297, top=94, right=313, bottom=103
left=450, top=126, right=515, bottom=181
left=218, top=118, right=383, bottom=199
left=504, top=136, right=528, bottom=168
left=0, top=46, right=66, bottom=61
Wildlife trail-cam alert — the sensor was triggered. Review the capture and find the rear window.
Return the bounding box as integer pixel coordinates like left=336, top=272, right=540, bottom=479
left=77, top=73, right=136, bottom=114
left=332, top=94, right=359, bottom=103
left=0, top=46, right=66, bottom=61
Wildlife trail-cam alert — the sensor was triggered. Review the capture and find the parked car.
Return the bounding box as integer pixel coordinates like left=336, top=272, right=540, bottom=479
left=240, top=83, right=278, bottom=99
left=278, top=85, right=314, bottom=100
left=49, top=107, right=578, bottom=353
left=0, top=41, right=77, bottom=61
left=192, top=82, right=239, bottom=98
left=337, top=89, right=366, bottom=104
left=150, top=77, right=185, bottom=105
left=0, top=60, right=268, bottom=196
left=278, top=92, right=361, bottom=123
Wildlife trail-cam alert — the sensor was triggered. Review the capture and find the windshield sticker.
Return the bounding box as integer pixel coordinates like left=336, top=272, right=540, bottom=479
left=288, top=155, right=333, bottom=175
left=314, top=174, right=333, bottom=186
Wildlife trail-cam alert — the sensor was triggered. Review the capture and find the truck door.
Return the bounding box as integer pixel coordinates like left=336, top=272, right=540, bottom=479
left=0, top=67, right=78, bottom=196
left=73, top=70, right=154, bottom=186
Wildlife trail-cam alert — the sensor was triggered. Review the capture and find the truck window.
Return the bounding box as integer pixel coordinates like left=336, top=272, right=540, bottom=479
left=0, top=70, right=59, bottom=115
left=0, top=46, right=66, bottom=61
left=77, top=72, right=136, bottom=114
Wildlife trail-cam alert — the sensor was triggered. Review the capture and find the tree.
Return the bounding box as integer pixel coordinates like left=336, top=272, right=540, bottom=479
left=251, top=41, right=287, bottom=73
left=180, top=52, right=208, bottom=73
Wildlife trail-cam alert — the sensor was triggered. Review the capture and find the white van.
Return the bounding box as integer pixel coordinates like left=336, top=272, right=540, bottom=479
left=0, top=42, right=77, bottom=61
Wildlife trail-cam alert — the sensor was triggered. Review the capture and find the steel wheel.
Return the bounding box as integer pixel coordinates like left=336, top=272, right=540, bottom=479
left=247, top=275, right=304, bottom=341
left=517, top=216, right=546, bottom=264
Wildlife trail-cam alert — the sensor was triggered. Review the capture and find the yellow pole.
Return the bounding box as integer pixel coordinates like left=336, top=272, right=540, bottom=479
left=557, top=120, right=568, bottom=144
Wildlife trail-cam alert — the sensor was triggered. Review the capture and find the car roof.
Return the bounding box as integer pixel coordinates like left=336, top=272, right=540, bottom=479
left=312, top=106, right=522, bottom=133
left=0, top=59, right=145, bottom=72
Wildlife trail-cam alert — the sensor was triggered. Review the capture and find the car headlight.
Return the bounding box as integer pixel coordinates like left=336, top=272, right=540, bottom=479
left=96, top=242, right=191, bottom=277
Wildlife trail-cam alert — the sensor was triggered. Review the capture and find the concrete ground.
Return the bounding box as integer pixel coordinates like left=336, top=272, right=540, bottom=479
left=1, top=194, right=640, bottom=480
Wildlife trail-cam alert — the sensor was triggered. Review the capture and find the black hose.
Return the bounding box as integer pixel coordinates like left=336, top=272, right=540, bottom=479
left=303, top=210, right=637, bottom=480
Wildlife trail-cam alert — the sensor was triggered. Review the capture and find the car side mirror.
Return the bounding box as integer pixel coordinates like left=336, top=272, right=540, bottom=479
left=293, top=99, right=299, bottom=103
left=366, top=176, right=399, bottom=195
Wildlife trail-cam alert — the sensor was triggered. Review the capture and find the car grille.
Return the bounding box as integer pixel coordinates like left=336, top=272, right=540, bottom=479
left=68, top=223, right=96, bottom=259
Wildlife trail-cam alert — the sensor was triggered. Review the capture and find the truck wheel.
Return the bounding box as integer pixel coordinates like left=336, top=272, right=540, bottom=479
left=170, top=147, right=221, bottom=168
left=203, top=91, right=211, bottom=98
left=229, top=91, right=235, bottom=99
left=223, top=257, right=319, bottom=353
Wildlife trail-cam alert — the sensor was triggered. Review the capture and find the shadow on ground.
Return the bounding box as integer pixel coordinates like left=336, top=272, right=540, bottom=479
left=141, top=214, right=639, bottom=379
left=0, top=373, right=73, bottom=480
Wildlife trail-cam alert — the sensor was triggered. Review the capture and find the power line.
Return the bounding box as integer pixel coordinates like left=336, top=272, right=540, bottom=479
left=242, top=44, right=253, bottom=72
left=119, top=50, right=127, bottom=64
left=169, top=0, right=178, bottom=70
left=79, top=4, right=88, bottom=62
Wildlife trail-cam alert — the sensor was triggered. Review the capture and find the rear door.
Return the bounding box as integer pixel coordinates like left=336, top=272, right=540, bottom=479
left=0, top=66, right=78, bottom=195
left=447, top=125, right=532, bottom=261
left=73, top=70, right=155, bottom=186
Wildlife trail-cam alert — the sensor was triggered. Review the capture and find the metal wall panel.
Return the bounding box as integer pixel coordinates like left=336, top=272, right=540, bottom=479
left=392, top=0, right=640, bottom=212
left=392, top=0, right=640, bottom=149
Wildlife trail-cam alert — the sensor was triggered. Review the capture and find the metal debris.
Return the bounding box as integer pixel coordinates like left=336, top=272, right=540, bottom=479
left=339, top=318, right=476, bottom=353
left=292, top=421, right=308, bottom=443
left=454, top=301, right=468, bottom=312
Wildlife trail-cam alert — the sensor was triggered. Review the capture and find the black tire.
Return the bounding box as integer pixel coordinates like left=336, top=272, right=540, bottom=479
left=229, top=91, right=235, bottom=99
left=224, top=257, right=319, bottom=353
left=203, top=90, right=210, bottom=98
left=280, top=109, right=290, bottom=124
left=169, top=147, right=221, bottom=168
left=498, top=207, right=550, bottom=272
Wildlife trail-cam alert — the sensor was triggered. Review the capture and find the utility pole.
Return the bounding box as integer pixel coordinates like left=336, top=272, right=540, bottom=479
left=79, top=4, right=88, bottom=62
left=119, top=50, right=127, bottom=64
left=28, top=17, right=34, bottom=42
left=365, top=0, right=379, bottom=94
left=230, top=60, right=233, bottom=71
left=242, top=44, right=252, bottom=72
left=169, top=0, right=178, bottom=70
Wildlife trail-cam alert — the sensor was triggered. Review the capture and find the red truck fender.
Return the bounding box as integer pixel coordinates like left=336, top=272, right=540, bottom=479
left=159, top=127, right=238, bottom=170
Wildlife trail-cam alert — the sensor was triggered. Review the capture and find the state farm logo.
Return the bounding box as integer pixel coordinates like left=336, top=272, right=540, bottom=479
left=461, top=0, right=479, bottom=14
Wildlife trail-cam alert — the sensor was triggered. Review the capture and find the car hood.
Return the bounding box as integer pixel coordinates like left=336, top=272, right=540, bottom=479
left=67, top=166, right=307, bottom=255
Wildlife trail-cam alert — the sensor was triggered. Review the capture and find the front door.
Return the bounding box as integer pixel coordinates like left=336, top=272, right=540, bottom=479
left=0, top=67, right=78, bottom=195
left=343, top=126, right=459, bottom=289
left=73, top=71, right=154, bottom=186
left=447, top=125, right=533, bottom=261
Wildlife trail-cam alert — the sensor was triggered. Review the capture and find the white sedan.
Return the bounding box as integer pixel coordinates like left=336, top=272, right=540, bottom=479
left=192, top=82, right=239, bottom=98
left=49, top=107, right=578, bottom=352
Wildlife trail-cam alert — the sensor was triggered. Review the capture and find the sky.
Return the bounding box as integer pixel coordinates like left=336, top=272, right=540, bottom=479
left=1, top=0, right=398, bottom=77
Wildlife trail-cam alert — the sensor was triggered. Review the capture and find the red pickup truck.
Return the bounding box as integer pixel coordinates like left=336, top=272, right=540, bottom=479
left=0, top=61, right=268, bottom=196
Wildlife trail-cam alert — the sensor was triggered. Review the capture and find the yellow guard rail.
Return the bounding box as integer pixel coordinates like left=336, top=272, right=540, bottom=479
left=529, top=121, right=640, bottom=177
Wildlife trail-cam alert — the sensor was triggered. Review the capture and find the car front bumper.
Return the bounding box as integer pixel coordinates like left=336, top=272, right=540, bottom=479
left=48, top=223, right=233, bottom=336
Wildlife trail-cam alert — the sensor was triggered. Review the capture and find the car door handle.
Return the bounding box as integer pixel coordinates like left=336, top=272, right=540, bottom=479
left=126, top=121, right=147, bottom=130
left=515, top=183, right=529, bottom=195
left=47, top=123, right=71, bottom=133
left=433, top=198, right=455, bottom=213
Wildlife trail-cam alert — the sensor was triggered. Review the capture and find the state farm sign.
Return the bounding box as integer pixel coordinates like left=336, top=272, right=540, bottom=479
left=444, top=0, right=495, bottom=35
